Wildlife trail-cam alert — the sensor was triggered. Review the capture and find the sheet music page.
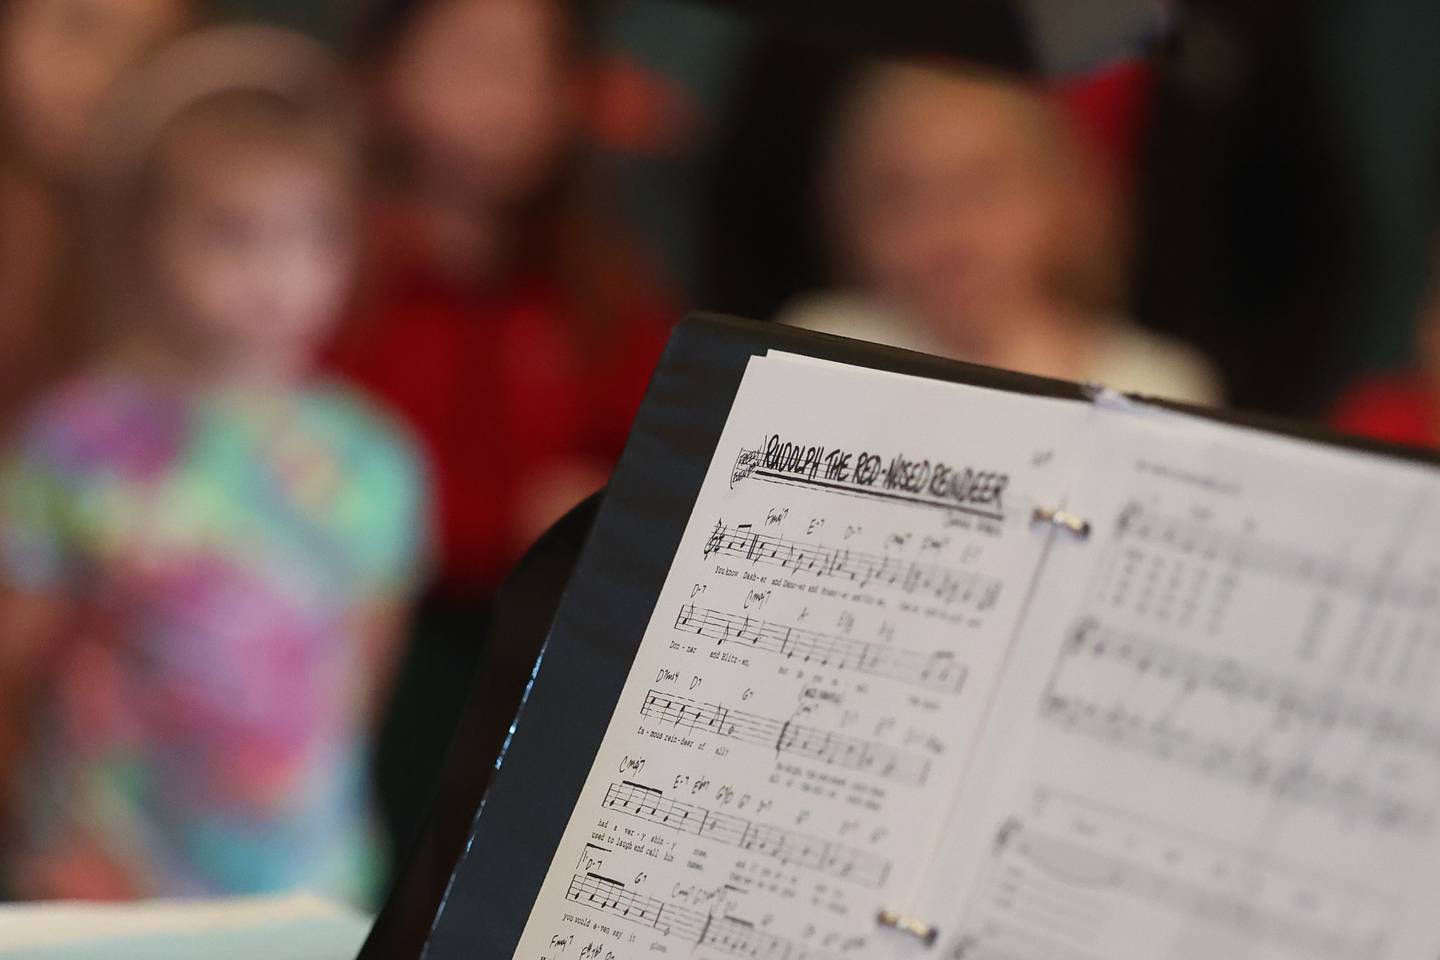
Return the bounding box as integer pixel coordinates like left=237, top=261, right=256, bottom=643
left=511, top=354, right=1087, bottom=960
left=923, top=404, right=1440, bottom=960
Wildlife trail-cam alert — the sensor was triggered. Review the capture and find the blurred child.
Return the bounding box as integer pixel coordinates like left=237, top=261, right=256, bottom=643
left=0, top=26, right=426, bottom=903
left=782, top=59, right=1221, bottom=405
left=1332, top=141, right=1440, bottom=448
left=337, top=0, right=671, bottom=591
left=0, top=0, right=191, bottom=430
left=330, top=0, right=673, bottom=853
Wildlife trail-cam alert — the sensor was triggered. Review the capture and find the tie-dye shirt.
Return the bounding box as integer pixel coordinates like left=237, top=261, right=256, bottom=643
left=0, top=373, right=427, bottom=905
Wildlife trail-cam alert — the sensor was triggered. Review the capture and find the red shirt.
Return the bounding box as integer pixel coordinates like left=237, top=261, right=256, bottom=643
left=326, top=213, right=672, bottom=592
left=1331, top=374, right=1439, bottom=449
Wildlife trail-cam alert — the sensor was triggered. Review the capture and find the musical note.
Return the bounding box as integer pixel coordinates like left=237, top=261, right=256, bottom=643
left=952, top=788, right=1396, bottom=960
left=1113, top=503, right=1440, bottom=609
left=673, top=604, right=968, bottom=694
left=601, top=781, right=891, bottom=887
left=640, top=689, right=931, bottom=787
left=1041, top=620, right=1440, bottom=832
left=565, top=872, right=842, bottom=960
left=702, top=521, right=1002, bottom=609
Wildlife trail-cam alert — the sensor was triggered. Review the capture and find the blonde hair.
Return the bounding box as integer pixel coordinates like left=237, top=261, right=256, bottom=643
left=77, top=25, right=361, bottom=331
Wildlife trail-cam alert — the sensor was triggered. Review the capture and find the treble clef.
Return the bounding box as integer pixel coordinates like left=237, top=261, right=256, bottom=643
left=704, top=519, right=726, bottom=558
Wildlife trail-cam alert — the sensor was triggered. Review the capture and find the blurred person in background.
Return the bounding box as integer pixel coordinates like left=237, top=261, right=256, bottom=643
left=1334, top=152, right=1440, bottom=448
left=780, top=57, right=1221, bottom=404
left=329, top=0, right=673, bottom=858
left=0, top=26, right=427, bottom=904
left=0, top=0, right=192, bottom=432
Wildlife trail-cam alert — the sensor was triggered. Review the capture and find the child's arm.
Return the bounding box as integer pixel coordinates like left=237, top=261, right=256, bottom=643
left=351, top=597, right=411, bottom=731
left=0, top=418, right=85, bottom=820
left=336, top=395, right=433, bottom=732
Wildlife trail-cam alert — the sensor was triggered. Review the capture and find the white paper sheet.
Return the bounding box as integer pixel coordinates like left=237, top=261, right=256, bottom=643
left=0, top=892, right=368, bottom=959
left=925, top=405, right=1440, bottom=960
left=511, top=354, right=1088, bottom=959
left=512, top=350, right=1440, bottom=960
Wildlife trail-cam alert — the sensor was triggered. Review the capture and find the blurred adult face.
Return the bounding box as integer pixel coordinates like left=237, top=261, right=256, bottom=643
left=0, top=0, right=187, bottom=177
left=146, top=126, right=358, bottom=376
left=827, top=65, right=1074, bottom=349
left=385, top=0, right=574, bottom=207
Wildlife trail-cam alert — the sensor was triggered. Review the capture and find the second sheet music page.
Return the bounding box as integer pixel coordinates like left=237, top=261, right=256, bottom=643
left=930, top=396, right=1440, bottom=960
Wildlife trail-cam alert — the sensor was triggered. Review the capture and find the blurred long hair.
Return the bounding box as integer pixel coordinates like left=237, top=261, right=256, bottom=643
left=0, top=0, right=204, bottom=424
left=346, top=0, right=663, bottom=341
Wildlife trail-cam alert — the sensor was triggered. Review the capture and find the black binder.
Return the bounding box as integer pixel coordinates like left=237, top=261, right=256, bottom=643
left=366, top=314, right=1439, bottom=960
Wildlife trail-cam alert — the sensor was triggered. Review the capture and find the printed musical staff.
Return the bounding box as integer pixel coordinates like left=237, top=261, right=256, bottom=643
left=674, top=604, right=967, bottom=694
left=1114, top=502, right=1440, bottom=609
left=602, top=780, right=892, bottom=887
left=703, top=520, right=1001, bottom=609
left=1041, top=619, right=1440, bottom=832
left=952, top=789, right=1394, bottom=960
left=640, top=689, right=931, bottom=787
left=566, top=872, right=669, bottom=932
left=565, top=872, right=841, bottom=960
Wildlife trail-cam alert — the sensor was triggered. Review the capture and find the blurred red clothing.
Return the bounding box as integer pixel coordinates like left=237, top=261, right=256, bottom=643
left=1331, top=374, right=1438, bottom=448
left=1052, top=58, right=1154, bottom=191
left=326, top=208, right=673, bottom=592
